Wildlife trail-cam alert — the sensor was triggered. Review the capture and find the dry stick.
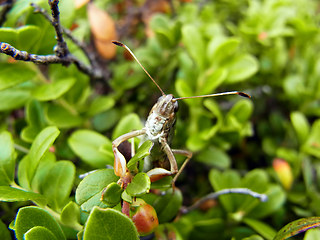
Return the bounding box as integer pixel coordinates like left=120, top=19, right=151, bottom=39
left=31, top=3, right=101, bottom=75
left=0, top=42, right=99, bottom=78
left=47, top=0, right=69, bottom=58
left=0, top=1, right=103, bottom=80
left=181, top=188, right=268, bottom=214
left=31, top=3, right=95, bottom=64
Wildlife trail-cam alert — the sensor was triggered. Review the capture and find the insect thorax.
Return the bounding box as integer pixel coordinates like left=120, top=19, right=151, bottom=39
left=145, top=112, right=167, bottom=142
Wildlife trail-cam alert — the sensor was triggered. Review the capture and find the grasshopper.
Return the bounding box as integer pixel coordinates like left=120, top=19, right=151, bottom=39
left=112, top=41, right=250, bottom=187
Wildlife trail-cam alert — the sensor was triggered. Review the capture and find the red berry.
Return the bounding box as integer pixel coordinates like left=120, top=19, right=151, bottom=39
left=131, top=199, right=159, bottom=236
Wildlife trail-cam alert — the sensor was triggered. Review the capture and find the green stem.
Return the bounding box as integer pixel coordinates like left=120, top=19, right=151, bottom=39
left=44, top=206, right=83, bottom=232
left=14, top=143, right=29, bottom=154
left=56, top=98, right=78, bottom=116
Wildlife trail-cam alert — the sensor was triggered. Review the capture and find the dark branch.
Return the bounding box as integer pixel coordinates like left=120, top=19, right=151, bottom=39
left=31, top=2, right=102, bottom=78
left=48, top=0, right=68, bottom=57
left=0, top=1, right=104, bottom=80
left=0, top=0, right=14, bottom=26
left=0, top=42, right=102, bottom=78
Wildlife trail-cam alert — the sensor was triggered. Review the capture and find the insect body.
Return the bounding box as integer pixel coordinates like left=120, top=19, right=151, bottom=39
left=112, top=41, right=250, bottom=187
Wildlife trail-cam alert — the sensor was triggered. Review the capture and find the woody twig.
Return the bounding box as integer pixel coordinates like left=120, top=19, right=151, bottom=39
left=0, top=0, right=103, bottom=80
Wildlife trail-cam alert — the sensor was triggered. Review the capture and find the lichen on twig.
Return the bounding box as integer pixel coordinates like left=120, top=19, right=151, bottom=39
left=181, top=188, right=268, bottom=214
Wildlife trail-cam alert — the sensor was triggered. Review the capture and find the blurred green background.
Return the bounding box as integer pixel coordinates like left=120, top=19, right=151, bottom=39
left=1, top=0, right=320, bottom=239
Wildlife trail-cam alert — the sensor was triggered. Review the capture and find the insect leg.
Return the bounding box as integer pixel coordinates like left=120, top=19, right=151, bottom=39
left=171, top=149, right=192, bottom=184
left=112, top=129, right=146, bottom=177
left=145, top=137, right=178, bottom=183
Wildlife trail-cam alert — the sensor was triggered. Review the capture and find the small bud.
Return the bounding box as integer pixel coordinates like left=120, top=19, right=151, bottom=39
left=113, top=148, right=127, bottom=177
left=273, top=158, right=293, bottom=190
left=131, top=199, right=159, bottom=236
left=258, top=32, right=268, bottom=41
left=49, top=146, right=55, bottom=153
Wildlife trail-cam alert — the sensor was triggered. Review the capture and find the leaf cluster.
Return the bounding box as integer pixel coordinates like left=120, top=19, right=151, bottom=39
left=1, top=0, right=320, bottom=239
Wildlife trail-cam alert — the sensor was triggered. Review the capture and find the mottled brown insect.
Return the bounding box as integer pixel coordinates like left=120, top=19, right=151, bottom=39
left=112, top=41, right=250, bottom=187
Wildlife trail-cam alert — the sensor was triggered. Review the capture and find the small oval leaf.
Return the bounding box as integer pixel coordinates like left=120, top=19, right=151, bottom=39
left=126, top=173, right=151, bottom=197
left=101, top=182, right=123, bottom=207
left=75, top=169, right=118, bottom=212
left=83, top=207, right=139, bottom=240
left=14, top=206, right=65, bottom=240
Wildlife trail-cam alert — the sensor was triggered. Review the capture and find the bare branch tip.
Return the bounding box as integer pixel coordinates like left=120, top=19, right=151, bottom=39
left=112, top=40, right=124, bottom=47
left=238, top=92, right=251, bottom=98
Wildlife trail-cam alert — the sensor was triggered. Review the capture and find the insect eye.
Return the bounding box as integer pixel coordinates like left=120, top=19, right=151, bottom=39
left=173, top=101, right=179, bottom=112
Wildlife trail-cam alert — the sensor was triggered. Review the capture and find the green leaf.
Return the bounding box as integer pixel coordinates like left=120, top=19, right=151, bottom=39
left=126, top=173, right=151, bottom=197
left=198, top=68, right=227, bottom=95
left=192, top=218, right=224, bottom=235
left=0, top=63, right=37, bottom=91
left=93, top=109, right=120, bottom=132
left=197, top=146, right=231, bottom=169
left=45, top=103, right=83, bottom=128
left=30, top=152, right=56, bottom=193
left=302, top=158, right=313, bottom=191
left=150, top=15, right=174, bottom=48
left=150, top=176, right=172, bottom=191
left=291, top=111, right=310, bottom=144
left=226, top=54, right=259, bottom=83
left=304, top=229, right=320, bottom=240
left=274, top=217, right=320, bottom=240
left=242, top=235, right=264, bottom=240
left=24, top=226, right=58, bottom=240
left=201, top=99, right=223, bottom=140
left=175, top=79, right=194, bottom=100
left=41, top=161, right=76, bottom=210
left=153, top=189, right=183, bottom=223
left=87, top=96, right=115, bottom=116
left=0, top=131, right=16, bottom=185
left=207, top=37, right=240, bottom=65
left=0, top=219, right=11, bottom=240
left=101, top=182, right=123, bottom=207
left=17, top=26, right=42, bottom=51
left=0, top=26, right=41, bottom=50
left=235, top=170, right=269, bottom=215
left=28, top=126, right=60, bottom=181
left=68, top=130, right=113, bottom=167
left=302, top=120, right=320, bottom=158
left=21, top=100, right=47, bottom=142
left=14, top=206, right=65, bottom=240
left=112, top=113, right=143, bottom=140
left=83, top=207, right=139, bottom=240
left=59, top=0, right=75, bottom=28
left=121, top=190, right=133, bottom=203
left=182, top=25, right=205, bottom=70
left=0, top=88, right=31, bottom=111
left=248, top=185, right=285, bottom=219
left=0, top=28, right=17, bottom=45
left=60, top=201, right=81, bottom=229
left=17, top=156, right=31, bottom=189
left=127, top=141, right=153, bottom=169
left=32, top=78, right=76, bottom=101
left=243, top=218, right=276, bottom=240
left=228, top=100, right=253, bottom=124
left=209, top=169, right=241, bottom=212
left=75, top=169, right=118, bottom=212
left=4, top=1, right=39, bottom=27
left=0, top=186, right=46, bottom=206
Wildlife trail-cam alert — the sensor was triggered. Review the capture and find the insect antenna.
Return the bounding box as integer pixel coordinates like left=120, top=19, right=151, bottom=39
left=173, top=91, right=251, bottom=102
left=112, top=41, right=165, bottom=96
